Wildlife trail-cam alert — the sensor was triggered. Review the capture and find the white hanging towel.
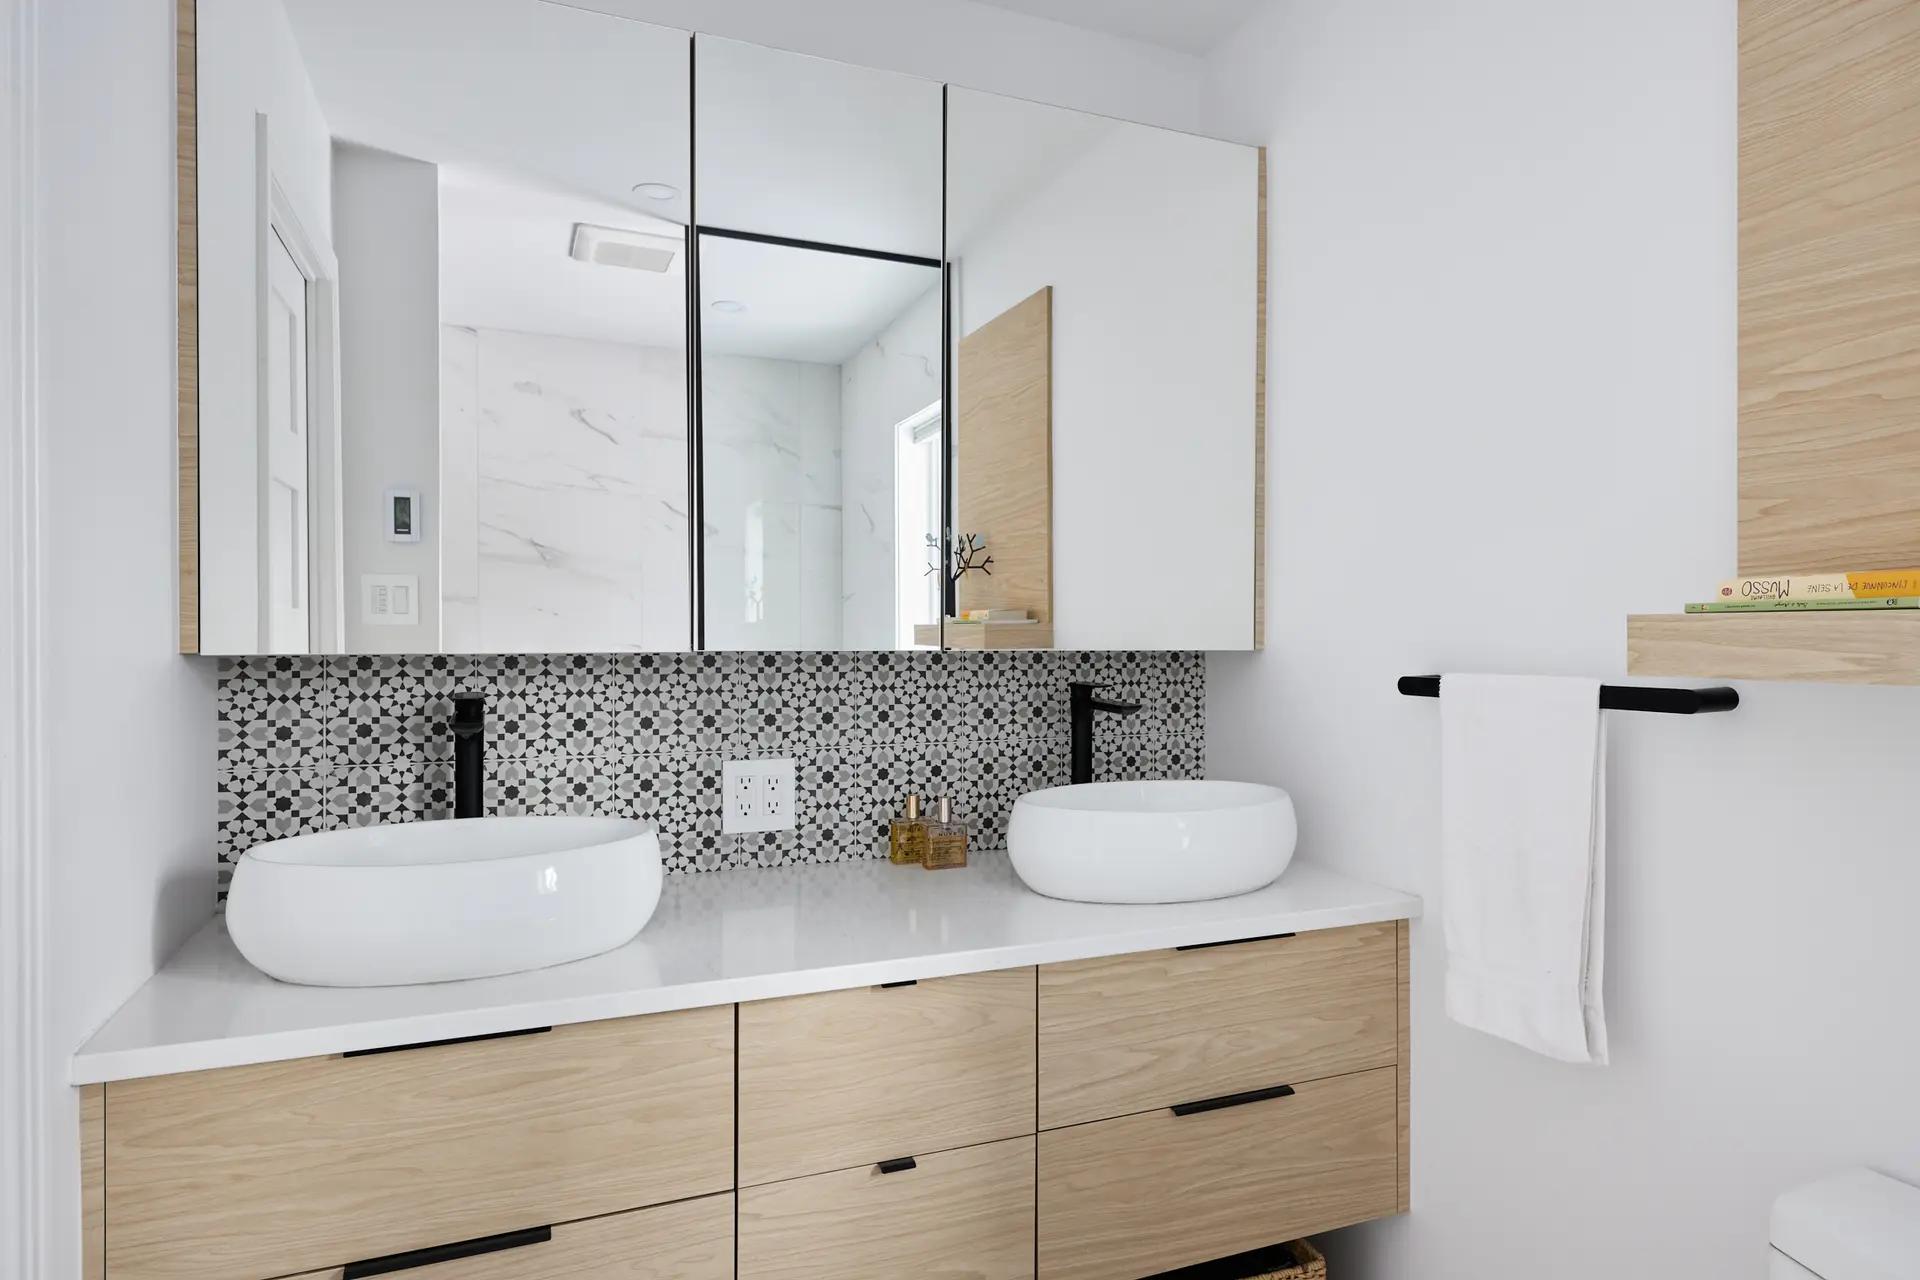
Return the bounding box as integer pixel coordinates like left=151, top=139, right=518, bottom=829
left=1440, top=673, right=1609, bottom=1064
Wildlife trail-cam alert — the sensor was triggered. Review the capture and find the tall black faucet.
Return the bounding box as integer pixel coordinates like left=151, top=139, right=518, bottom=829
left=452, top=694, right=485, bottom=819
left=1069, top=681, right=1142, bottom=785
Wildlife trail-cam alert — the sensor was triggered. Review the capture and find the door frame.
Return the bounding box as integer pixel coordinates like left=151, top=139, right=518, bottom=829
left=0, top=0, right=52, bottom=1275
left=253, top=113, right=342, bottom=653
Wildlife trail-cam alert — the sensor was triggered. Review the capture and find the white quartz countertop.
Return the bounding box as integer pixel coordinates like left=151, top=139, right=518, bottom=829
left=72, top=853, right=1421, bottom=1085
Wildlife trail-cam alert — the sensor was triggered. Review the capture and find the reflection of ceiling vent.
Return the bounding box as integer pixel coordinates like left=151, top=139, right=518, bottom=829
left=568, top=223, right=679, bottom=272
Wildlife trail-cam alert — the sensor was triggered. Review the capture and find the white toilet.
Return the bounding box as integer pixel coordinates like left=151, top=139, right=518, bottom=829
left=1770, top=1168, right=1920, bottom=1278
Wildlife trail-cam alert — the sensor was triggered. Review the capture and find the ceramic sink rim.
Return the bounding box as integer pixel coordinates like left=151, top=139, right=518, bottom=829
left=227, top=816, right=665, bottom=988
left=1007, top=779, right=1298, bottom=905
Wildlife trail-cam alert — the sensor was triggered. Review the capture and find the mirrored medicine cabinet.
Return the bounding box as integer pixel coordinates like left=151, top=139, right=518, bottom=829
left=177, top=0, right=1263, bottom=657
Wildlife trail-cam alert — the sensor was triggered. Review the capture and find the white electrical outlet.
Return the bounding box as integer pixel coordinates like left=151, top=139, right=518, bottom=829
left=723, top=758, right=796, bottom=834
left=761, top=758, right=796, bottom=830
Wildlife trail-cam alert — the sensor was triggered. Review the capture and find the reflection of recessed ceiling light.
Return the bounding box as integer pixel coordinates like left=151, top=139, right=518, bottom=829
left=569, top=222, right=679, bottom=272
left=631, top=182, right=680, bottom=201
left=709, top=300, right=747, bottom=314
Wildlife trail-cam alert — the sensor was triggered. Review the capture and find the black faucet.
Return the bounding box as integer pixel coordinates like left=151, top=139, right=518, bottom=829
left=452, top=694, right=485, bottom=819
left=1069, top=681, right=1142, bottom=785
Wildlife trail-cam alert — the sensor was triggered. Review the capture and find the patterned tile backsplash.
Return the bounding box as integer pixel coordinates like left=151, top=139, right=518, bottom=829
left=216, top=650, right=1205, bottom=895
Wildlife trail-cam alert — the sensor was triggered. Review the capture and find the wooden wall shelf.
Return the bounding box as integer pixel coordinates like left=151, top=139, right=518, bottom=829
left=1627, top=612, right=1920, bottom=686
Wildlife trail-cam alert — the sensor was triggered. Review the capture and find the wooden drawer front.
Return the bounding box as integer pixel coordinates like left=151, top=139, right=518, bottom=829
left=738, top=967, right=1036, bottom=1186
left=104, top=1009, right=735, bottom=1280
left=1038, top=923, right=1397, bottom=1128
left=292, top=1193, right=734, bottom=1279
left=739, top=1136, right=1035, bottom=1280
left=1038, top=1067, right=1397, bottom=1280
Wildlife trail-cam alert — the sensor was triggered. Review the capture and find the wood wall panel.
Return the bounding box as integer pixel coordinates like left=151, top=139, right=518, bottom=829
left=1739, top=0, right=1920, bottom=574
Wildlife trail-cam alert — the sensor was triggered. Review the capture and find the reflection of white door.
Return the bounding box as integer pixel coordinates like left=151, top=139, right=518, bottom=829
left=262, top=228, right=311, bottom=652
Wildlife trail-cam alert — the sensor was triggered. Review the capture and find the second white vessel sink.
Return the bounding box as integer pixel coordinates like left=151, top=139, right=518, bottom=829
left=226, top=816, right=663, bottom=987
left=1007, top=780, right=1297, bottom=904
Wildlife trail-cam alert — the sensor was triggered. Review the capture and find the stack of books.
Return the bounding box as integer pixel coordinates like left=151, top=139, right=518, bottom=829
left=1686, top=569, right=1920, bottom=613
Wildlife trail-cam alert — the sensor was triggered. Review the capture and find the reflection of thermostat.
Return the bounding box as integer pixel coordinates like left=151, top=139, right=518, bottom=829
left=384, top=488, right=422, bottom=542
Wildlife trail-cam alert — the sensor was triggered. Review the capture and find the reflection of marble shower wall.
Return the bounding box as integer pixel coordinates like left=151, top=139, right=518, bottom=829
left=839, top=285, right=942, bottom=649
left=440, top=325, right=691, bottom=653
left=702, top=356, right=843, bottom=650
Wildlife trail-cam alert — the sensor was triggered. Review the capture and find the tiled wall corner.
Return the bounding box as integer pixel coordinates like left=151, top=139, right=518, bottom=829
left=216, top=650, right=1205, bottom=898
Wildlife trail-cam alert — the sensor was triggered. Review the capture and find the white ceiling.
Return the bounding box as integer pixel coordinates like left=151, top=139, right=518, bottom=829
left=969, top=0, right=1268, bottom=55
left=438, top=167, right=687, bottom=349
left=699, top=234, right=939, bottom=365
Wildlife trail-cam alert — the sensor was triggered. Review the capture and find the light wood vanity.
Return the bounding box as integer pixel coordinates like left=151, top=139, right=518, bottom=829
left=82, top=921, right=1410, bottom=1280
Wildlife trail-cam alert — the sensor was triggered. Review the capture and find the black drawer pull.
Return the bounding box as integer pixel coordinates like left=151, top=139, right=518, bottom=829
left=343, top=1225, right=552, bottom=1278
left=878, top=979, right=918, bottom=988
left=1169, top=1083, right=1296, bottom=1117
left=343, top=1026, right=550, bottom=1058
left=876, top=1156, right=919, bottom=1174
left=1175, top=932, right=1295, bottom=952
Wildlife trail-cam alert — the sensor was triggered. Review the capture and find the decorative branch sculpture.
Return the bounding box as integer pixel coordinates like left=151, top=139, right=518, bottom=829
left=925, top=533, right=994, bottom=585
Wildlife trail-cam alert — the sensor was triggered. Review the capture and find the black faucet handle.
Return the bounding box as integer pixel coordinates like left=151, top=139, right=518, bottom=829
left=451, top=693, right=487, bottom=734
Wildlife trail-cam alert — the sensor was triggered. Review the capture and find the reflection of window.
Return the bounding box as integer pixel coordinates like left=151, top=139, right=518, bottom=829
left=894, top=403, right=942, bottom=648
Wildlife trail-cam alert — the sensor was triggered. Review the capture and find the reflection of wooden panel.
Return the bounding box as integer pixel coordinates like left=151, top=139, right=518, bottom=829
left=919, top=620, right=1055, bottom=649
left=178, top=0, right=200, bottom=652
left=1739, top=0, right=1920, bottom=574
left=957, top=286, right=1052, bottom=632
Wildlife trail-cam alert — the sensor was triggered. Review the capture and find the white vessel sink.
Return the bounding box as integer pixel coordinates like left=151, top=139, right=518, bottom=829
left=1007, top=780, right=1297, bottom=904
left=226, top=816, right=663, bottom=987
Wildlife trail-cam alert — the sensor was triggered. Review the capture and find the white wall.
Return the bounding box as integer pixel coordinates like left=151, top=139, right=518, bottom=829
left=840, top=285, right=941, bottom=648
left=9, top=3, right=216, bottom=1276
left=952, top=102, right=1258, bottom=649
left=196, top=0, right=332, bottom=651
left=335, top=143, right=440, bottom=652
left=1204, top=2, right=1920, bottom=1276
left=571, top=0, right=1206, bottom=133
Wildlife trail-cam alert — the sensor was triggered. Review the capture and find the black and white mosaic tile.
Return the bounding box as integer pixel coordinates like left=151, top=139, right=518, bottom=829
left=215, top=650, right=1205, bottom=895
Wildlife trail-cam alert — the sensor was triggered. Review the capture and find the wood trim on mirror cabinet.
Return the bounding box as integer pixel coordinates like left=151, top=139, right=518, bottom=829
left=176, top=0, right=199, bottom=653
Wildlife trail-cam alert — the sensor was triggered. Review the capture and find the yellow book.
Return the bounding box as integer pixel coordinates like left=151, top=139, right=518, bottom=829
left=1714, top=569, right=1920, bottom=602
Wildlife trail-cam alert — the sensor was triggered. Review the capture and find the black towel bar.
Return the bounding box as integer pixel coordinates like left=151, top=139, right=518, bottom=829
left=1397, top=675, right=1738, bottom=715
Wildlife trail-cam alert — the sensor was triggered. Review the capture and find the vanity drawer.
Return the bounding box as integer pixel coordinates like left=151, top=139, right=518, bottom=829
left=1037, top=1067, right=1398, bottom=1280
left=1038, top=922, right=1397, bottom=1128
left=738, top=966, right=1036, bottom=1185
left=103, top=1008, right=734, bottom=1280
left=739, top=1135, right=1035, bottom=1280
left=291, top=1193, right=734, bottom=1279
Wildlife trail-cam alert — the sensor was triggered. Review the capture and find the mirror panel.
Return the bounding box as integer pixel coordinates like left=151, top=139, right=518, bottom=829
left=693, top=35, right=944, bottom=260
left=697, top=234, right=944, bottom=651
left=196, top=0, right=692, bottom=654
left=693, top=36, right=946, bottom=650
left=945, top=88, right=1262, bottom=650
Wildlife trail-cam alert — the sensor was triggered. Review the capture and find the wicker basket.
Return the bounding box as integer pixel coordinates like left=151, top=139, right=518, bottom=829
left=1150, top=1238, right=1326, bottom=1279
left=1248, top=1239, right=1326, bottom=1279
left=1236, top=1243, right=1328, bottom=1280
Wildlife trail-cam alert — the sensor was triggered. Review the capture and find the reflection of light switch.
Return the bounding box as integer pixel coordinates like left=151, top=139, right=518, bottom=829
left=363, top=574, right=420, bottom=625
